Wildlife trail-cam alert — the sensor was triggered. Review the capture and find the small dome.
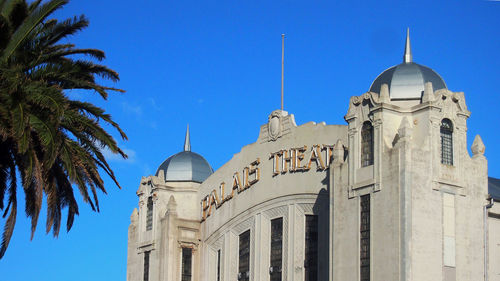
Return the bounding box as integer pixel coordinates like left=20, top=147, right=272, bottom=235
left=369, top=29, right=447, bottom=100
left=370, top=62, right=447, bottom=100
left=155, top=125, right=213, bottom=183
left=155, top=151, right=213, bottom=183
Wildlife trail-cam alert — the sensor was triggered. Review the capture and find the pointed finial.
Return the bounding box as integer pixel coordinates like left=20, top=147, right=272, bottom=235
left=422, top=82, right=434, bottom=103
left=403, top=28, right=412, bottom=63
left=333, top=139, right=345, bottom=164
left=184, top=124, right=191, bottom=151
left=130, top=208, right=138, bottom=224
left=471, top=135, right=485, bottom=156
left=379, top=83, right=390, bottom=103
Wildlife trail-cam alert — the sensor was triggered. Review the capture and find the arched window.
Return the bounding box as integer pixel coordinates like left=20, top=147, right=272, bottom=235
left=440, top=119, right=453, bottom=165
left=361, top=122, right=374, bottom=167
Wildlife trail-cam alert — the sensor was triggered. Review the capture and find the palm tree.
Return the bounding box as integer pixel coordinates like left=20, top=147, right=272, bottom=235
left=0, top=0, right=127, bottom=258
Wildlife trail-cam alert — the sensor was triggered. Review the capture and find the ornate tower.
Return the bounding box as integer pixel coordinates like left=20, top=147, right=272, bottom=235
left=127, top=126, right=213, bottom=281
left=331, top=29, right=489, bottom=281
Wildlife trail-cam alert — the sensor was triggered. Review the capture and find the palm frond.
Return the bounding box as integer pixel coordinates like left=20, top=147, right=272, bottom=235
left=0, top=164, right=17, bottom=258
left=1, top=0, right=68, bottom=61
left=0, top=0, right=126, bottom=258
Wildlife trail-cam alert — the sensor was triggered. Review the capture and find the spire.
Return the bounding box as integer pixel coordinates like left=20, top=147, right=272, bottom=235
left=281, top=33, right=285, bottom=111
left=184, top=124, right=191, bottom=151
left=403, top=28, right=412, bottom=63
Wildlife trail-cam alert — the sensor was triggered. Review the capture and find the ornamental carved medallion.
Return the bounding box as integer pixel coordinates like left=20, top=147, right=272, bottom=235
left=268, top=110, right=282, bottom=141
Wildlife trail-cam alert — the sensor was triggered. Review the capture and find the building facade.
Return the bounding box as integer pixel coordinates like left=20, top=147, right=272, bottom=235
left=127, top=31, right=500, bottom=281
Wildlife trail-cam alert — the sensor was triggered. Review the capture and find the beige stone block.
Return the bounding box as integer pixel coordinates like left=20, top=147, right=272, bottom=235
left=443, top=193, right=455, bottom=208
left=443, top=206, right=455, bottom=237
left=443, top=236, right=456, bottom=267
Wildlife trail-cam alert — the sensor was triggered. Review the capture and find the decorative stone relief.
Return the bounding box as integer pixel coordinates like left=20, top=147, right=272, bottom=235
left=268, top=110, right=282, bottom=141
left=211, top=235, right=224, bottom=251
left=137, top=176, right=149, bottom=196
left=297, top=203, right=314, bottom=214
left=345, top=91, right=380, bottom=121
left=258, top=110, right=297, bottom=143
left=433, top=89, right=470, bottom=118
left=232, top=216, right=254, bottom=235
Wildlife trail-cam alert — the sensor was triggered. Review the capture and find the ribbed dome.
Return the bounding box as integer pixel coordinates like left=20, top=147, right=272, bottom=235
left=369, top=28, right=447, bottom=100
left=155, top=125, right=213, bottom=183
left=370, top=62, right=447, bottom=100
left=155, top=151, right=213, bottom=183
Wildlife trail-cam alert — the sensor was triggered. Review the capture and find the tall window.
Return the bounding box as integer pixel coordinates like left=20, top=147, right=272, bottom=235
left=270, top=217, right=283, bottom=281
left=181, top=248, right=193, bottom=281
left=217, top=249, right=221, bottom=281
left=143, top=251, right=150, bottom=281
left=440, top=119, right=453, bottom=165
left=360, top=195, right=370, bottom=281
left=146, top=196, right=153, bottom=231
left=361, top=122, right=374, bottom=167
left=238, top=230, right=250, bottom=281
left=304, top=215, right=318, bottom=281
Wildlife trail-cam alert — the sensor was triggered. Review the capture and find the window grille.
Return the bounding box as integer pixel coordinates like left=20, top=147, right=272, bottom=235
left=181, top=248, right=193, bottom=281
left=361, top=122, right=374, bottom=167
left=360, top=195, right=370, bottom=281
left=238, top=230, right=250, bottom=281
left=143, top=251, right=150, bottom=281
left=217, top=249, right=221, bottom=281
left=270, top=217, right=283, bottom=281
left=440, top=119, right=453, bottom=165
left=146, top=196, right=153, bottom=231
left=304, top=215, right=318, bottom=281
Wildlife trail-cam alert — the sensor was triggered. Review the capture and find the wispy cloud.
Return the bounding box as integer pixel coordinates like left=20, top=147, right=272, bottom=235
left=148, top=98, right=162, bottom=111
left=101, top=147, right=137, bottom=163
left=122, top=102, right=143, bottom=116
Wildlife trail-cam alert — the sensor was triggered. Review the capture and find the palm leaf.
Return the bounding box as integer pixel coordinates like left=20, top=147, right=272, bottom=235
left=1, top=0, right=67, bottom=61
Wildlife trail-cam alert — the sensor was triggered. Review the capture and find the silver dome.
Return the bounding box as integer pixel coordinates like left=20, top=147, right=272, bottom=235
left=155, top=151, right=213, bottom=183
left=370, top=62, right=447, bottom=100
left=155, top=126, right=213, bottom=183
left=370, top=29, right=447, bottom=100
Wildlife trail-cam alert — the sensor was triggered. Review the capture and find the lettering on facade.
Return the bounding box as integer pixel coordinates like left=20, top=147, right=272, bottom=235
left=201, top=159, right=260, bottom=220
left=269, top=144, right=334, bottom=175
left=201, top=144, right=335, bottom=220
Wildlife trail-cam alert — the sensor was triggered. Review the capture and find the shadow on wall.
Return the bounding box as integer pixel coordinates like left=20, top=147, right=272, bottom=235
left=312, top=170, right=331, bottom=280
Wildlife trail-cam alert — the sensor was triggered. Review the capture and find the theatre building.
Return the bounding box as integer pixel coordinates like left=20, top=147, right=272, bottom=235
left=126, top=32, right=500, bottom=281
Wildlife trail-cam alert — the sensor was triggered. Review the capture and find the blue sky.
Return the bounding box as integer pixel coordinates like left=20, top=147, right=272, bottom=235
left=1, top=0, right=499, bottom=280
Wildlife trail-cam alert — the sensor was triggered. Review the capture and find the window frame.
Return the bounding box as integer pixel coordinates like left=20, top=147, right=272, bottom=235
left=181, top=247, right=193, bottom=281
left=440, top=118, right=454, bottom=165
left=270, top=217, right=283, bottom=281
left=361, top=121, right=374, bottom=167
left=217, top=249, right=221, bottom=281
left=146, top=196, right=153, bottom=231
left=360, top=195, right=370, bottom=281
left=304, top=215, right=318, bottom=281
left=143, top=251, right=150, bottom=281
left=238, top=230, right=251, bottom=281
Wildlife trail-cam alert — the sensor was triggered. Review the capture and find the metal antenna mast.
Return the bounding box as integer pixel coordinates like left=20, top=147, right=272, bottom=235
left=281, top=34, right=285, bottom=111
